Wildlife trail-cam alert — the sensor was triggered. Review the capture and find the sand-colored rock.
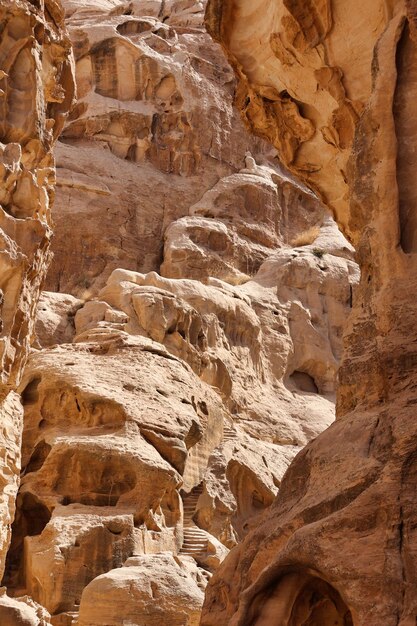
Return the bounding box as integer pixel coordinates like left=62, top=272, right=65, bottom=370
left=77, top=553, right=204, bottom=626
left=35, top=293, right=83, bottom=348
left=201, top=1, right=417, bottom=625
left=0, top=1, right=362, bottom=624
left=5, top=198, right=357, bottom=622
left=161, top=162, right=328, bottom=286
left=45, top=0, right=272, bottom=296
left=0, top=590, right=52, bottom=626
left=0, top=0, right=75, bottom=586
left=4, top=334, right=227, bottom=614
left=0, top=0, right=75, bottom=395
left=205, top=0, right=385, bottom=240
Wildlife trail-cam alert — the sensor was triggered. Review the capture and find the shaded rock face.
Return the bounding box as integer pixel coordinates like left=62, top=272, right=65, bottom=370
left=2, top=1, right=358, bottom=625
left=0, top=0, right=75, bottom=585
left=200, top=1, right=417, bottom=625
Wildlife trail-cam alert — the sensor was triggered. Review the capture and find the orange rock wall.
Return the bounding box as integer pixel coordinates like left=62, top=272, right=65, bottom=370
left=202, top=1, right=417, bottom=625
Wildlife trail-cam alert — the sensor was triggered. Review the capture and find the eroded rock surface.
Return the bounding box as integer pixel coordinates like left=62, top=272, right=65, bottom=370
left=201, top=1, right=417, bottom=625
left=2, top=1, right=360, bottom=625
left=7, top=200, right=356, bottom=624
left=46, top=0, right=271, bottom=296
left=77, top=554, right=205, bottom=626
left=0, top=0, right=75, bottom=584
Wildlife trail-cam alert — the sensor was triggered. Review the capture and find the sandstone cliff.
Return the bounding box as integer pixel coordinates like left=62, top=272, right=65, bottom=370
left=0, top=1, right=75, bottom=619
left=0, top=1, right=360, bottom=625
left=201, top=1, right=417, bottom=625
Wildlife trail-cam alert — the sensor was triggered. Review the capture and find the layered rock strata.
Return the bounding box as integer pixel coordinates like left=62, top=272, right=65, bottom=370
left=201, top=1, right=417, bottom=625
left=0, top=0, right=75, bottom=594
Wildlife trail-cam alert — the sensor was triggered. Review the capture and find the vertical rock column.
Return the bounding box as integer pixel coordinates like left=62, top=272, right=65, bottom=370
left=0, top=0, right=74, bottom=579
left=202, top=1, right=417, bottom=624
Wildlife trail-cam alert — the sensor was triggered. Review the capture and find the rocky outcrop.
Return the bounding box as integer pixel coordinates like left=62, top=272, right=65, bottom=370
left=201, top=1, right=417, bottom=625
left=6, top=197, right=356, bottom=623
left=0, top=1, right=359, bottom=625
left=0, top=0, right=75, bottom=584
left=0, top=591, right=52, bottom=626
left=77, top=554, right=205, bottom=626
left=45, top=0, right=270, bottom=296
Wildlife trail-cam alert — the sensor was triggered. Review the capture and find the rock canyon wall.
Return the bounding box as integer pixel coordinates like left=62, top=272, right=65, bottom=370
left=201, top=1, right=417, bottom=625
left=0, top=1, right=75, bottom=620
left=0, top=1, right=362, bottom=625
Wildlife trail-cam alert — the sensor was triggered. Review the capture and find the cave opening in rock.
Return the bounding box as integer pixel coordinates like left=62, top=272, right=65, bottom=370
left=21, top=377, right=41, bottom=406
left=249, top=572, right=353, bottom=626
left=25, top=440, right=52, bottom=475
left=290, top=370, right=319, bottom=393
left=116, top=19, right=153, bottom=36
left=288, top=578, right=353, bottom=626
left=2, top=492, right=52, bottom=593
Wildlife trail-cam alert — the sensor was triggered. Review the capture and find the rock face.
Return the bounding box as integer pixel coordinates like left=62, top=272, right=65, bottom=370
left=45, top=0, right=270, bottom=296
left=200, top=1, right=417, bottom=625
left=77, top=554, right=205, bottom=626
left=6, top=202, right=356, bottom=623
left=0, top=0, right=75, bottom=585
left=1, top=1, right=358, bottom=625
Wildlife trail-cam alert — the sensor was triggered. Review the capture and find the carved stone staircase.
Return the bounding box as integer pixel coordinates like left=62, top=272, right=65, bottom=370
left=222, top=422, right=237, bottom=442
left=180, top=482, right=208, bottom=559
left=179, top=421, right=237, bottom=560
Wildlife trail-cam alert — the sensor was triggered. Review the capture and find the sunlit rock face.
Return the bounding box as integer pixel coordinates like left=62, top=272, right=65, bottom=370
left=1, top=1, right=359, bottom=625
left=0, top=0, right=75, bottom=582
left=201, top=1, right=417, bottom=625
left=45, top=0, right=271, bottom=297
left=7, top=193, right=357, bottom=624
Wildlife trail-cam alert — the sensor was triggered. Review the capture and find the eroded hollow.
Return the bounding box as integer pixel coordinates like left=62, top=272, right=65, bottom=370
left=2, top=492, right=51, bottom=592
left=21, top=377, right=41, bottom=405
left=56, top=457, right=137, bottom=507
left=394, top=20, right=417, bottom=253
left=290, top=370, right=319, bottom=393
left=227, top=462, right=274, bottom=539
left=25, top=440, right=52, bottom=474
left=249, top=570, right=353, bottom=626
left=117, top=19, right=153, bottom=35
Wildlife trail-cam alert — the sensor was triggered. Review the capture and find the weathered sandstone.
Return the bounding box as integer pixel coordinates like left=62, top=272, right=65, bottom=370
left=77, top=553, right=205, bottom=626
left=201, top=1, right=417, bottom=625
left=35, top=292, right=82, bottom=348
left=0, top=590, right=52, bottom=626
left=46, top=0, right=270, bottom=296
left=0, top=0, right=362, bottom=624
left=6, top=200, right=356, bottom=623
left=0, top=0, right=75, bottom=584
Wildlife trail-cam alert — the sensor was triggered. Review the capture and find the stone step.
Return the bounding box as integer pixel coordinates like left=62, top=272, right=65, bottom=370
left=223, top=425, right=237, bottom=441
left=180, top=546, right=206, bottom=556
left=180, top=483, right=207, bottom=562
left=180, top=523, right=209, bottom=558
left=183, top=533, right=206, bottom=540
left=184, top=500, right=199, bottom=508
left=183, top=533, right=206, bottom=539
left=181, top=482, right=204, bottom=526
